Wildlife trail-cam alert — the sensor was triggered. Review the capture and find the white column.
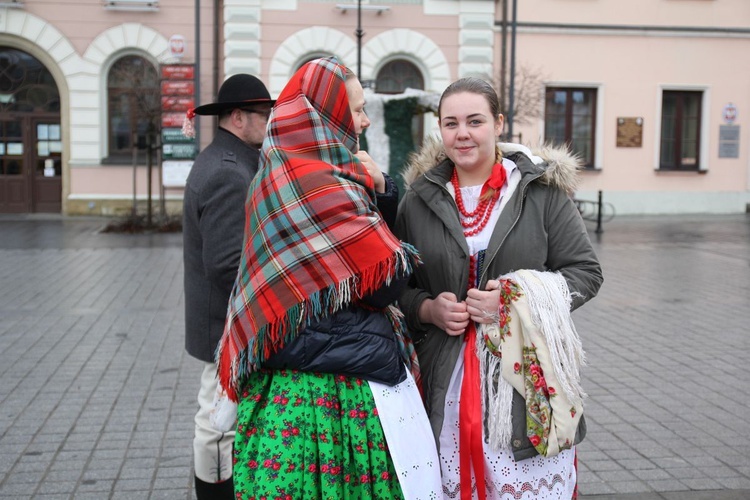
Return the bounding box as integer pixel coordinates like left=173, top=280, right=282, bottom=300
left=457, top=0, right=496, bottom=80
left=224, top=0, right=262, bottom=77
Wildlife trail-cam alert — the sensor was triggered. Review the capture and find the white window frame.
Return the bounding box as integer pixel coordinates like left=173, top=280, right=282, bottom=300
left=541, top=81, right=604, bottom=170
left=654, top=84, right=710, bottom=172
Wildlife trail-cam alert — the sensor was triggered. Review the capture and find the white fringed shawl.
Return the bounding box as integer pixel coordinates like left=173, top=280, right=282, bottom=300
left=477, top=269, right=586, bottom=457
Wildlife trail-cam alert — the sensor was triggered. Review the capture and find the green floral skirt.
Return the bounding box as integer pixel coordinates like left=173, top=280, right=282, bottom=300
left=233, top=369, right=405, bottom=500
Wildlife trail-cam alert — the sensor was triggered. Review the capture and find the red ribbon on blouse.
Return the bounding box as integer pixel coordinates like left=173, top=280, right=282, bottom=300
left=480, top=161, right=507, bottom=198
left=459, top=322, right=487, bottom=500
left=458, top=160, right=506, bottom=500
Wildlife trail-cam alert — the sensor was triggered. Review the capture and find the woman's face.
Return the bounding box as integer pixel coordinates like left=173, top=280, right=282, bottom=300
left=345, top=77, right=370, bottom=139
left=439, top=91, right=503, bottom=175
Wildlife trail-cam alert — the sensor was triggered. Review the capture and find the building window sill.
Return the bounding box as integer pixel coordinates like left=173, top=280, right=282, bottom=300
left=102, top=153, right=154, bottom=166
left=656, top=167, right=706, bottom=174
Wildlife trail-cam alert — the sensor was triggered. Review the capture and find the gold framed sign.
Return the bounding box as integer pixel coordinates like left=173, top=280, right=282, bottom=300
left=617, top=117, right=643, bottom=148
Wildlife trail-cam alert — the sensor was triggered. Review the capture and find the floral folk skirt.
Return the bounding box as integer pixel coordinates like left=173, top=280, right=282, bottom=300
left=233, top=369, right=405, bottom=500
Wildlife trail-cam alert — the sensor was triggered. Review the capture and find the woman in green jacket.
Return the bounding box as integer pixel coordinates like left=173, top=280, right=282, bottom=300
left=394, top=77, right=603, bottom=499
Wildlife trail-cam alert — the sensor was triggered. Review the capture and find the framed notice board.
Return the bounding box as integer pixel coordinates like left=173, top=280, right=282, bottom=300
left=617, top=117, right=643, bottom=148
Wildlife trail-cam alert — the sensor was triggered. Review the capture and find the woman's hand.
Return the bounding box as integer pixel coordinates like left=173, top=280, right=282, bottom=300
left=419, top=292, right=470, bottom=336
left=465, top=283, right=501, bottom=324
left=355, top=150, right=386, bottom=193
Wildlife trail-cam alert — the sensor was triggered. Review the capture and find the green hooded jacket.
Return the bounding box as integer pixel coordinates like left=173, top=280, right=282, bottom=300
left=394, top=138, right=603, bottom=460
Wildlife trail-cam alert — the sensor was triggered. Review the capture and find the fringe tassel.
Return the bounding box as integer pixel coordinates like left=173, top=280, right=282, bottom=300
left=476, top=327, right=514, bottom=450
left=182, top=108, right=196, bottom=138
left=219, top=241, right=421, bottom=401
left=506, top=270, right=586, bottom=406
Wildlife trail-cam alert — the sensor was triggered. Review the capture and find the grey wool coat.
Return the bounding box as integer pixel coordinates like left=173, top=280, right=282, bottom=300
left=183, top=128, right=260, bottom=363
left=394, top=138, right=603, bottom=460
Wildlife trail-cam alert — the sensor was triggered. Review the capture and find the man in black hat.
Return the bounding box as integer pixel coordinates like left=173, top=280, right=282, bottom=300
left=182, top=73, right=274, bottom=499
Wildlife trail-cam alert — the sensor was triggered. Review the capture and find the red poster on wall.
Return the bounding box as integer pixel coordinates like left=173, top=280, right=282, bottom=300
left=160, top=63, right=197, bottom=167
left=162, top=112, right=187, bottom=128
left=161, top=80, right=194, bottom=96
left=161, top=64, right=194, bottom=80
left=161, top=96, right=195, bottom=112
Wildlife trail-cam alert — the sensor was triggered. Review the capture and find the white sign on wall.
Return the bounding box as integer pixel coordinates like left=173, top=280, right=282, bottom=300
left=718, top=125, right=740, bottom=159
left=722, top=103, right=738, bottom=125
left=162, top=160, right=193, bottom=188
left=169, top=34, right=186, bottom=60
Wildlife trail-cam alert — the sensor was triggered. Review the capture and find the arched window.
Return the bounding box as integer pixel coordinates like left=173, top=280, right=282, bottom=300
left=375, top=60, right=424, bottom=95
left=294, top=53, right=333, bottom=73
left=0, top=48, right=60, bottom=113
left=375, top=59, right=426, bottom=153
left=107, top=55, right=159, bottom=160
left=0, top=47, right=62, bottom=213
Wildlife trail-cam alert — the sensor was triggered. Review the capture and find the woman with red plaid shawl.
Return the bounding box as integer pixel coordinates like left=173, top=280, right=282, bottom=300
left=214, top=57, right=442, bottom=499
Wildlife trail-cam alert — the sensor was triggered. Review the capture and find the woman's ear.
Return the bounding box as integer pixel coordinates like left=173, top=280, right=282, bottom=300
left=495, top=114, right=505, bottom=138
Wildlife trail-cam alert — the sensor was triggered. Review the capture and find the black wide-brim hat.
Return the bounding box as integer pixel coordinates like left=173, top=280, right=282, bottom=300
left=193, top=74, right=275, bottom=116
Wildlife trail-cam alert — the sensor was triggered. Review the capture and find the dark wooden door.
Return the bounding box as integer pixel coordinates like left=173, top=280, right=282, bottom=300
left=0, top=118, right=29, bottom=213
left=31, top=119, right=62, bottom=212
left=0, top=47, right=63, bottom=213
left=0, top=116, right=61, bottom=213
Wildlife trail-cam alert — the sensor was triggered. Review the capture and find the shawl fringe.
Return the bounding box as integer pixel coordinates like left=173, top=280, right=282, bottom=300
left=478, top=270, right=586, bottom=455
left=218, top=242, right=421, bottom=401
left=477, top=331, right=514, bottom=449
left=508, top=270, right=586, bottom=406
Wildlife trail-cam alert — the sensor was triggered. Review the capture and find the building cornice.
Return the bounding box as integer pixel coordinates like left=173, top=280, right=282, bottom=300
left=497, top=22, right=750, bottom=38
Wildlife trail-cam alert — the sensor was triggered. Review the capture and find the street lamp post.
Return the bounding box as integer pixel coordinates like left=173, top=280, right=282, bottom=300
left=336, top=2, right=390, bottom=78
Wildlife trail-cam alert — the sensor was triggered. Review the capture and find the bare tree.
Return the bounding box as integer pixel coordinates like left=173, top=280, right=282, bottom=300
left=506, top=64, right=547, bottom=126
left=492, top=63, right=548, bottom=141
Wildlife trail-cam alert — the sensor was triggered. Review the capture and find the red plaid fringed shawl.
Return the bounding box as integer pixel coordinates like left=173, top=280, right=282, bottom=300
left=217, top=57, right=421, bottom=401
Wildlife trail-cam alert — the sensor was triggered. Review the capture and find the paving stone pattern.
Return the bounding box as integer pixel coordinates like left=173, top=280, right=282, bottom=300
left=1, top=214, right=749, bottom=500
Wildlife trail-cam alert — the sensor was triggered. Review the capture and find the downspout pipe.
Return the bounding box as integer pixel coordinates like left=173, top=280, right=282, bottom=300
left=213, top=0, right=220, bottom=104
left=194, top=0, right=201, bottom=147
left=507, top=0, right=517, bottom=141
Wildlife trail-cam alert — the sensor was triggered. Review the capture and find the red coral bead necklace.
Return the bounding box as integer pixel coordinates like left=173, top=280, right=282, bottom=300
left=451, top=168, right=501, bottom=238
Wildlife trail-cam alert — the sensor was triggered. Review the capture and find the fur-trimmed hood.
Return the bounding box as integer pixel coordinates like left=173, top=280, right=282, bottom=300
left=401, top=135, right=581, bottom=195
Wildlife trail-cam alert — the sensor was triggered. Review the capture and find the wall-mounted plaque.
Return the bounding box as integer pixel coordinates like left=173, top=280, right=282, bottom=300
left=719, top=125, right=740, bottom=159
left=161, top=96, right=194, bottom=112
left=162, top=160, right=193, bottom=188
left=617, top=117, right=643, bottom=148
left=163, top=143, right=197, bottom=160
left=161, top=64, right=194, bottom=80
left=161, top=80, right=194, bottom=96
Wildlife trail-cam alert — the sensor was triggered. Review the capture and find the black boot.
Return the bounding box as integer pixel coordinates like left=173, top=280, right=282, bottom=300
left=195, top=475, right=234, bottom=500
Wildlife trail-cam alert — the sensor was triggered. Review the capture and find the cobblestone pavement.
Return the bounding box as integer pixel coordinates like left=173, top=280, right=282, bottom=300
left=1, top=213, right=749, bottom=499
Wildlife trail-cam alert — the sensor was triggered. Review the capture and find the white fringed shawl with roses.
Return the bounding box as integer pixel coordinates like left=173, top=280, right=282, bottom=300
left=477, top=269, right=586, bottom=457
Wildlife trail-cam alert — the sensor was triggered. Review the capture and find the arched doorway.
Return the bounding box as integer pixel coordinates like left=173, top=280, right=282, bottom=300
left=0, top=47, right=61, bottom=213
left=375, top=59, right=425, bottom=94
left=375, top=59, right=425, bottom=196
left=375, top=59, right=426, bottom=149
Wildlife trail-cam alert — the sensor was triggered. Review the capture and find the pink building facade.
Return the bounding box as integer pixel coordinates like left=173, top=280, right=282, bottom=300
left=513, top=0, right=750, bottom=214
left=1, top=0, right=747, bottom=215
